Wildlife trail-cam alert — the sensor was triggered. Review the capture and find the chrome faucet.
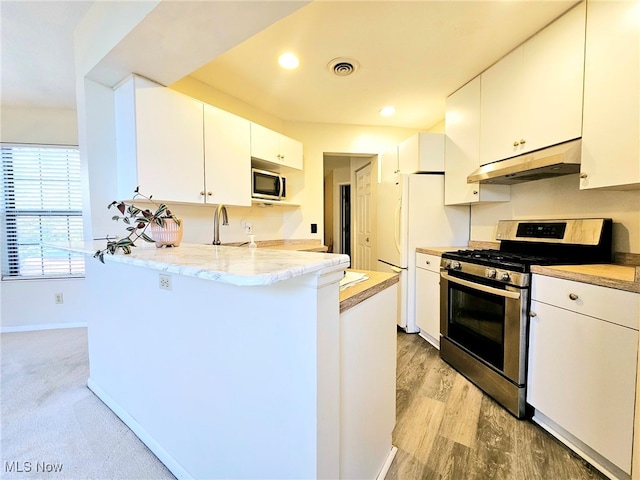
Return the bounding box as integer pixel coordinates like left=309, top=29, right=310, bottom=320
left=212, top=204, right=228, bottom=245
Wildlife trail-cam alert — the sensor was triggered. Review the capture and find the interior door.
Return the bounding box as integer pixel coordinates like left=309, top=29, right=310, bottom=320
left=355, top=164, right=372, bottom=269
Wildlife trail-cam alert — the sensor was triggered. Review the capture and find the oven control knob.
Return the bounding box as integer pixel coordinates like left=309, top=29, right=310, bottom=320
left=452, top=261, right=462, bottom=270
left=486, top=268, right=497, bottom=279
left=500, top=272, right=510, bottom=282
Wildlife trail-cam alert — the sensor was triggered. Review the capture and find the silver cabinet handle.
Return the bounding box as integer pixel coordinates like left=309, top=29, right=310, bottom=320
left=207, top=191, right=213, bottom=196
left=519, top=139, right=526, bottom=145
left=441, top=272, right=521, bottom=299
left=530, top=311, right=537, bottom=317
left=569, top=293, right=579, bottom=301
left=473, top=190, right=478, bottom=195
left=580, top=173, right=588, bottom=179
left=425, top=260, right=430, bottom=265
left=513, top=141, right=519, bottom=147
left=200, top=191, right=205, bottom=196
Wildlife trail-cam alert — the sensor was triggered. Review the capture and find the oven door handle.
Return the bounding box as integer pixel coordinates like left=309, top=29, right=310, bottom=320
left=441, top=272, right=521, bottom=300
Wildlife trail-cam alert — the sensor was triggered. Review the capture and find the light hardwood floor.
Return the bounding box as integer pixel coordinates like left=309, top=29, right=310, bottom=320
left=386, top=331, right=607, bottom=480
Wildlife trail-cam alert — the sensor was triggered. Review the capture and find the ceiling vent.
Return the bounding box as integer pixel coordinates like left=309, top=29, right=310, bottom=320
left=328, top=57, right=359, bottom=77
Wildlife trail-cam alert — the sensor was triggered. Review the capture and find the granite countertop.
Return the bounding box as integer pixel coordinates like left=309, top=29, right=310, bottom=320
left=53, top=242, right=349, bottom=287
left=339, top=269, right=399, bottom=313
left=223, top=239, right=328, bottom=252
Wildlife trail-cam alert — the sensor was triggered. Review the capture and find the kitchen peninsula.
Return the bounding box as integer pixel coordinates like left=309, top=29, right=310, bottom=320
left=57, top=242, right=398, bottom=480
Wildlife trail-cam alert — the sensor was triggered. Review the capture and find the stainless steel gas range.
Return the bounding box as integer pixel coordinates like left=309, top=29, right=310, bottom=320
left=439, top=218, right=613, bottom=418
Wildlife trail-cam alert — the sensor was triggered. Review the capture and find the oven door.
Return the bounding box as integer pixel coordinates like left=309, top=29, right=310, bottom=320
left=440, top=271, right=528, bottom=386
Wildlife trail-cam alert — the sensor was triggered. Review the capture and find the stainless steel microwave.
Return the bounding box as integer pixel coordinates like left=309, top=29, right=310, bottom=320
left=252, top=168, right=286, bottom=201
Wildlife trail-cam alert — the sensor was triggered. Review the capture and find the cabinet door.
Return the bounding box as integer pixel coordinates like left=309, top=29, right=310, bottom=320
left=250, top=123, right=303, bottom=170
left=134, top=81, right=205, bottom=203
left=444, top=77, right=510, bottom=205
left=379, top=149, right=398, bottom=184
left=479, top=47, right=525, bottom=165
left=581, top=0, right=640, bottom=190
left=398, top=132, right=444, bottom=173
left=250, top=123, right=281, bottom=165
left=203, top=105, right=251, bottom=207
left=415, top=253, right=441, bottom=348
left=522, top=2, right=585, bottom=154
left=527, top=300, right=637, bottom=474
left=279, top=134, right=303, bottom=170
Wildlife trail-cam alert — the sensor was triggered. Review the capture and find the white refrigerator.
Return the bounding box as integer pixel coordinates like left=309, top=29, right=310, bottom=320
left=377, top=173, right=469, bottom=333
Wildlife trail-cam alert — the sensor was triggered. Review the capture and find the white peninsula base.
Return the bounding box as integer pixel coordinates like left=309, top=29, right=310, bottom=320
left=74, top=244, right=397, bottom=479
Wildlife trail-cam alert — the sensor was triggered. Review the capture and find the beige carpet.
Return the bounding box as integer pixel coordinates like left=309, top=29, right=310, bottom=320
left=1, top=328, right=175, bottom=479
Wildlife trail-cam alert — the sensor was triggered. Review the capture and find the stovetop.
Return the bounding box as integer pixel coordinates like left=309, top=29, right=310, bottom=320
left=441, top=218, right=613, bottom=274
left=441, top=248, right=575, bottom=272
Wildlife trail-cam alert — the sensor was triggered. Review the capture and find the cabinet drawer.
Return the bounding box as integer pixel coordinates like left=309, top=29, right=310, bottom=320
left=416, top=253, right=441, bottom=273
left=532, top=275, right=639, bottom=330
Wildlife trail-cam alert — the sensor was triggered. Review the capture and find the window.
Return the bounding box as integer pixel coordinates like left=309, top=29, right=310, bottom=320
left=1, top=144, right=85, bottom=279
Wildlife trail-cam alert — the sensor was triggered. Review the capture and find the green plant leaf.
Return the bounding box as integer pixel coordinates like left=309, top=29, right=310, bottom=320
left=155, top=217, right=165, bottom=227
left=117, top=202, right=126, bottom=215
left=122, top=245, right=132, bottom=254
left=123, top=217, right=130, bottom=225
left=142, top=233, right=155, bottom=243
left=117, top=238, right=134, bottom=247
left=112, top=215, right=120, bottom=221
left=126, top=226, right=135, bottom=232
left=98, top=252, right=105, bottom=264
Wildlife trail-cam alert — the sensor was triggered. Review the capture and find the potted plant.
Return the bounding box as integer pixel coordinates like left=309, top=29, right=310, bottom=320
left=94, top=187, right=182, bottom=263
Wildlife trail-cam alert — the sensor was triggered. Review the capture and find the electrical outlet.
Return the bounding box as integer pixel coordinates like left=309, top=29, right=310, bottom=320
left=54, top=293, right=63, bottom=304
left=310, top=223, right=318, bottom=234
left=244, top=222, right=253, bottom=234
left=159, top=274, right=172, bottom=291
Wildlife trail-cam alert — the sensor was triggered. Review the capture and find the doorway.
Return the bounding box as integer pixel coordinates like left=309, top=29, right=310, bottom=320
left=354, top=163, right=373, bottom=269
left=340, top=184, right=351, bottom=256
left=323, top=153, right=377, bottom=266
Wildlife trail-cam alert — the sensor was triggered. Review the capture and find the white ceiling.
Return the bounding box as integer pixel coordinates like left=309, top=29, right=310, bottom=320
left=2, top=0, right=578, bottom=129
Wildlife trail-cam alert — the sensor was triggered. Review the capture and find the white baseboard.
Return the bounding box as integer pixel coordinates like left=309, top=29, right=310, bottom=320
left=531, top=411, right=629, bottom=480
left=1, top=322, right=87, bottom=334
left=87, top=378, right=193, bottom=480
left=376, top=445, right=398, bottom=480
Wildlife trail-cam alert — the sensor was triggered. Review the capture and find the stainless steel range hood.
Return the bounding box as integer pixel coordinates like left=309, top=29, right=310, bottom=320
left=467, top=139, right=582, bottom=185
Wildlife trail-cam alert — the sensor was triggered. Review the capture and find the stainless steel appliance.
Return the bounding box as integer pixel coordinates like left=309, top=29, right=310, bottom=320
left=251, top=168, right=286, bottom=201
left=440, top=218, right=613, bottom=418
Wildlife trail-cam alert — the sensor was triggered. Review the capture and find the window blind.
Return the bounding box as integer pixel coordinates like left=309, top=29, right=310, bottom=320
left=1, top=144, right=85, bottom=279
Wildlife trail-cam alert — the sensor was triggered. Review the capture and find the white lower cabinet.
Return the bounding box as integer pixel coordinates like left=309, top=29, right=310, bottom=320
left=415, top=252, right=441, bottom=348
left=528, top=275, right=639, bottom=479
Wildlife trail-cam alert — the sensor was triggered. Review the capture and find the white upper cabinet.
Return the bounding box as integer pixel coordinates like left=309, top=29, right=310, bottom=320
left=116, top=75, right=204, bottom=202
left=250, top=123, right=303, bottom=170
left=379, top=148, right=399, bottom=184
left=480, top=2, right=586, bottom=165
left=398, top=132, right=445, bottom=173
left=203, top=104, right=251, bottom=207
left=444, top=77, right=510, bottom=205
left=115, top=75, right=254, bottom=206
left=580, top=0, right=640, bottom=190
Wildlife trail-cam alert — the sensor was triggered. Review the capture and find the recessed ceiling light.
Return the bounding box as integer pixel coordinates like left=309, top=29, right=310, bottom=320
left=278, top=52, right=299, bottom=70
left=379, top=106, right=396, bottom=117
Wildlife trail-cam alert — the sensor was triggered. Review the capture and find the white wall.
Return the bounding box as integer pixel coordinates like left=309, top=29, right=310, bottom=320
left=470, top=173, right=640, bottom=253
left=0, top=106, right=88, bottom=332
